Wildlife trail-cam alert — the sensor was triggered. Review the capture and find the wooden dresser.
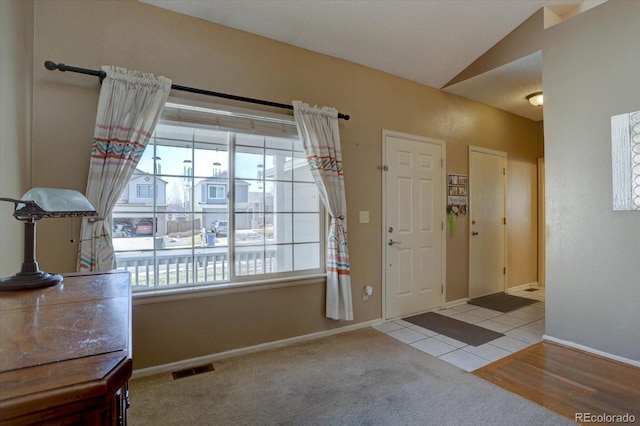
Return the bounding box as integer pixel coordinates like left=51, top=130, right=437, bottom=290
left=0, top=270, right=132, bottom=425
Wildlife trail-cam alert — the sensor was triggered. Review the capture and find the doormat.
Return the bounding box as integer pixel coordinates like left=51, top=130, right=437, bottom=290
left=469, top=292, right=538, bottom=313
left=403, top=312, right=504, bottom=347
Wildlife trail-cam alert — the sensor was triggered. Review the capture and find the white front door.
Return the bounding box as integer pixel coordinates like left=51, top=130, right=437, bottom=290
left=383, top=130, right=445, bottom=319
left=469, top=146, right=506, bottom=299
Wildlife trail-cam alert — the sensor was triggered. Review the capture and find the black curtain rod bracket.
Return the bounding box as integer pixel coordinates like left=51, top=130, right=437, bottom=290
left=44, top=60, right=350, bottom=120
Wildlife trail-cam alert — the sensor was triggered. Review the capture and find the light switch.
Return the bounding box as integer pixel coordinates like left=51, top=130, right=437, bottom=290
left=359, top=211, right=370, bottom=224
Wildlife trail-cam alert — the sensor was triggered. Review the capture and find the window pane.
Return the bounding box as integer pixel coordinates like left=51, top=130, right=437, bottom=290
left=164, top=213, right=200, bottom=246
left=235, top=245, right=266, bottom=275
left=271, top=244, right=293, bottom=273
left=271, top=213, right=292, bottom=244
left=294, top=213, right=319, bottom=243
left=265, top=148, right=293, bottom=181
left=195, top=216, right=229, bottom=283
left=117, top=250, right=155, bottom=289
left=294, top=182, right=320, bottom=212
left=292, top=152, right=314, bottom=182
left=194, top=140, right=228, bottom=178
left=159, top=214, right=220, bottom=286
left=294, top=243, right=320, bottom=271
left=155, top=142, right=194, bottom=177
left=267, top=181, right=292, bottom=213
left=235, top=213, right=264, bottom=245
left=234, top=177, right=254, bottom=211
left=160, top=176, right=195, bottom=214
left=194, top=248, right=229, bottom=283
left=236, top=146, right=264, bottom=180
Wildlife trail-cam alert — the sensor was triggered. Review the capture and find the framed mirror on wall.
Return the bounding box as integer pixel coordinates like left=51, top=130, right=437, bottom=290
left=611, top=110, right=640, bottom=211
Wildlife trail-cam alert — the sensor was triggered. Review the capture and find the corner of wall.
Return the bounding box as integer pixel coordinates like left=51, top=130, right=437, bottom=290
left=0, top=0, right=34, bottom=275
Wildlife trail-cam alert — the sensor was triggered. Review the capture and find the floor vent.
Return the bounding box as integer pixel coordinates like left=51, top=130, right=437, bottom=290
left=171, top=364, right=214, bottom=380
left=524, top=288, right=539, bottom=292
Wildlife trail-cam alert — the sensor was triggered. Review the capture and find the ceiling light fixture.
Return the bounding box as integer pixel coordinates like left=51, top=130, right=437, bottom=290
left=526, top=92, right=543, bottom=107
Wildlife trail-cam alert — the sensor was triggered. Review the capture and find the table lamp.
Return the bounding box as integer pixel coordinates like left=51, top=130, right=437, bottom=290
left=0, top=188, right=98, bottom=291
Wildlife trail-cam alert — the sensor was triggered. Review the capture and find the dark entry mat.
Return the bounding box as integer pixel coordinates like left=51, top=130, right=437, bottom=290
left=469, top=292, right=538, bottom=313
left=403, top=312, right=503, bottom=346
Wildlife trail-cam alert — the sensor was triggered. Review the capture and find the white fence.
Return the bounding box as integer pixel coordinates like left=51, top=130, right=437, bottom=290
left=117, top=248, right=276, bottom=289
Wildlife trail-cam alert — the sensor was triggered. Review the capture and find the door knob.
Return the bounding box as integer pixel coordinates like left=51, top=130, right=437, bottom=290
left=472, top=231, right=479, bottom=236
left=388, top=239, right=402, bottom=246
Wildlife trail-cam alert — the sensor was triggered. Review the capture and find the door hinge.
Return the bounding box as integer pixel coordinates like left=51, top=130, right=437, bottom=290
left=503, top=217, right=507, bottom=225
left=503, top=167, right=506, bottom=175
left=441, top=284, right=444, bottom=294
left=503, top=267, right=507, bottom=275
left=382, top=165, right=389, bottom=172
left=441, top=158, right=444, bottom=168
left=441, top=221, right=444, bottom=231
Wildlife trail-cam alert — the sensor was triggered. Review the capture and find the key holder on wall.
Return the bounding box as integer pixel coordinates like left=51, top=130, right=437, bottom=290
left=447, top=173, right=468, bottom=235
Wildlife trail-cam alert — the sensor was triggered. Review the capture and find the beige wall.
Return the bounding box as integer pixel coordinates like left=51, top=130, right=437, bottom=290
left=0, top=0, right=33, bottom=277
left=27, top=0, right=541, bottom=368
left=544, top=0, right=640, bottom=361
left=445, top=9, right=544, bottom=87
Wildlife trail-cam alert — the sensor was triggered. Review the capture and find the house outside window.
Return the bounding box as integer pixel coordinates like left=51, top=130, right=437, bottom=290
left=113, top=100, right=324, bottom=292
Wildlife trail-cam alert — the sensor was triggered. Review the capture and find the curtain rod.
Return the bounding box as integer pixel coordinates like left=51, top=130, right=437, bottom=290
left=44, top=60, right=350, bottom=121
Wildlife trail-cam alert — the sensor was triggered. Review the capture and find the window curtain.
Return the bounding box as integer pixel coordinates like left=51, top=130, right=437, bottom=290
left=292, top=101, right=353, bottom=321
left=77, top=66, right=172, bottom=271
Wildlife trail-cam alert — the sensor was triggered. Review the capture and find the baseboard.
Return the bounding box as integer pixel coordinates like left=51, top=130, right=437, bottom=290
left=542, top=335, right=640, bottom=368
left=132, top=318, right=385, bottom=379
left=506, top=282, right=538, bottom=293
left=445, top=298, right=468, bottom=308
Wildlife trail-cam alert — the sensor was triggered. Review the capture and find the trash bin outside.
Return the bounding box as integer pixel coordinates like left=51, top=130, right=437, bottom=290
left=206, top=232, right=216, bottom=247
left=154, top=237, right=164, bottom=249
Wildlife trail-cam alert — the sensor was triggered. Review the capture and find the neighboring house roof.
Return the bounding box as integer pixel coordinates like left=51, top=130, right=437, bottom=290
left=131, top=168, right=168, bottom=184
left=196, top=171, right=250, bottom=186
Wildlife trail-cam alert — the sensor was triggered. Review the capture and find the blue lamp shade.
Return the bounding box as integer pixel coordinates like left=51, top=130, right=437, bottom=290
left=0, top=188, right=98, bottom=291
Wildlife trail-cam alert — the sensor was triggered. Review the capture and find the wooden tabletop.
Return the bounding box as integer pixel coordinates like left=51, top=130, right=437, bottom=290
left=0, top=270, right=132, bottom=421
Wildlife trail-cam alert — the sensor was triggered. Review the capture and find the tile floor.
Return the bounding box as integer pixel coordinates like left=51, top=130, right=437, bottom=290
left=373, top=288, right=546, bottom=372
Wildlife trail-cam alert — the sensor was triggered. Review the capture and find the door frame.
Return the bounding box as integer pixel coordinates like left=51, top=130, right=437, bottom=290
left=538, top=158, right=545, bottom=287
left=382, top=129, right=447, bottom=320
left=468, top=145, right=507, bottom=297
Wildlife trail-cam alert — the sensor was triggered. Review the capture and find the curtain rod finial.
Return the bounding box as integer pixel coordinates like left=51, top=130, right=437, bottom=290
left=44, top=60, right=58, bottom=70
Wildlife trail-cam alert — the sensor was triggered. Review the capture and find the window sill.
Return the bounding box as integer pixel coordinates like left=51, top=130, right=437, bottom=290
left=132, top=273, right=327, bottom=305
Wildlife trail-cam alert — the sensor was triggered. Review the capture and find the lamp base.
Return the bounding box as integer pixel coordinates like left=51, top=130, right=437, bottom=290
left=0, top=271, right=63, bottom=291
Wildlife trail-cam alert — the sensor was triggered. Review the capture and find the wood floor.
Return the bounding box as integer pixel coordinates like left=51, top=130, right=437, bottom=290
left=474, top=342, right=640, bottom=424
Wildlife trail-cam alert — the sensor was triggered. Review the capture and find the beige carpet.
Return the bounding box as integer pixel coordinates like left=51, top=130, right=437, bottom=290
left=128, top=328, right=573, bottom=425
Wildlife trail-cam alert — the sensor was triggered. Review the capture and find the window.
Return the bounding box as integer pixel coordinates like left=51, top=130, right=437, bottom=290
left=137, top=184, right=154, bottom=198
left=113, top=101, right=324, bottom=292
left=208, top=184, right=226, bottom=200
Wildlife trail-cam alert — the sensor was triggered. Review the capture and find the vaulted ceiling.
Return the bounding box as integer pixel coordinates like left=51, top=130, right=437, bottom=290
left=140, top=0, right=603, bottom=122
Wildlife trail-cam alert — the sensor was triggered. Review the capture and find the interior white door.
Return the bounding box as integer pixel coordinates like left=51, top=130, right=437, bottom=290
left=469, top=147, right=506, bottom=299
left=384, top=131, right=444, bottom=319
